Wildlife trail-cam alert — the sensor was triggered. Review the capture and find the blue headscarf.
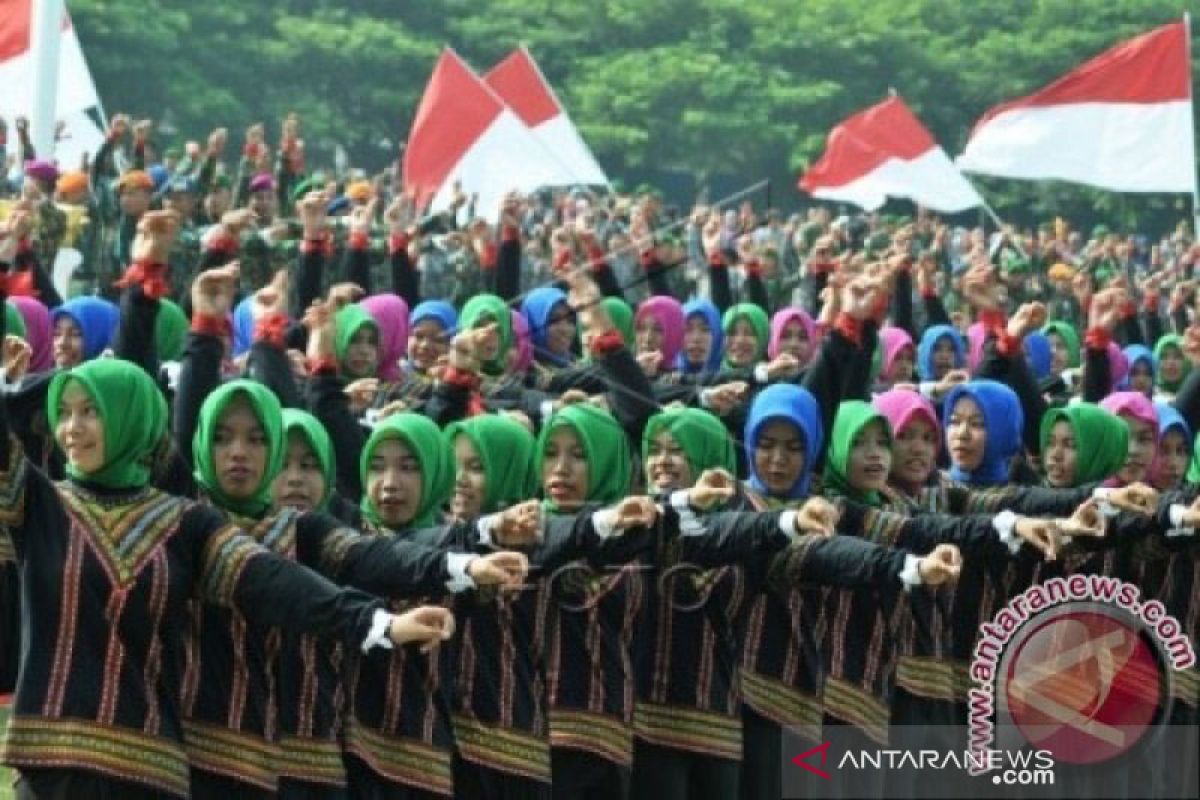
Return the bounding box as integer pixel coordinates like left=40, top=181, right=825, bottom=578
left=1154, top=401, right=1191, bottom=449
left=521, top=287, right=573, bottom=366
left=917, top=324, right=966, bottom=381
left=232, top=296, right=256, bottom=357
left=744, top=383, right=823, bottom=499
left=410, top=300, right=458, bottom=336
left=50, top=297, right=119, bottom=361
left=943, top=379, right=1023, bottom=486
left=1119, top=344, right=1155, bottom=391
left=676, top=298, right=724, bottom=373
left=1023, top=332, right=1053, bottom=381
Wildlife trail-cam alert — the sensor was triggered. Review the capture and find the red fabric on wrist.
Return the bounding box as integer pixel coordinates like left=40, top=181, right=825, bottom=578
left=978, top=309, right=1007, bottom=335
left=205, top=232, right=239, bottom=256
left=1119, top=300, right=1137, bottom=320
left=1085, top=327, right=1112, bottom=351
left=348, top=232, right=370, bottom=251
left=387, top=233, right=410, bottom=256
left=15, top=238, right=32, bottom=257
left=307, top=355, right=338, bottom=376
left=553, top=250, right=573, bottom=271
left=191, top=313, right=231, bottom=338
left=1144, top=293, right=1160, bottom=312
left=707, top=251, right=726, bottom=268
left=743, top=260, right=762, bottom=279
left=833, top=312, right=863, bottom=348
left=4, top=270, right=36, bottom=298
left=114, top=261, right=170, bottom=300
left=811, top=260, right=836, bottom=275
left=501, top=225, right=520, bottom=243
left=479, top=241, right=498, bottom=271
left=589, top=328, right=625, bottom=357
left=254, top=312, right=289, bottom=348
left=995, top=331, right=1021, bottom=358
left=585, top=242, right=608, bottom=273
left=640, top=249, right=657, bottom=269
left=441, top=366, right=482, bottom=391
left=301, top=236, right=334, bottom=258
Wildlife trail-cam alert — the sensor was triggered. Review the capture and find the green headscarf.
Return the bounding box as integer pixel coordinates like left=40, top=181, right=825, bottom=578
left=1153, top=334, right=1191, bottom=393
left=335, top=304, right=381, bottom=378
left=536, top=404, right=631, bottom=512
left=1042, top=321, right=1080, bottom=370
left=602, top=297, right=635, bottom=348
left=1038, top=403, right=1129, bottom=486
left=281, top=408, right=335, bottom=511
left=155, top=298, right=189, bottom=362
left=445, top=414, right=537, bottom=514
left=193, top=380, right=285, bottom=518
left=47, top=360, right=167, bottom=489
left=1186, top=429, right=1200, bottom=484
left=359, top=413, right=453, bottom=528
left=722, top=303, right=769, bottom=366
left=642, top=407, right=736, bottom=479
left=460, top=294, right=515, bottom=375
left=4, top=302, right=26, bottom=340
left=823, top=400, right=891, bottom=506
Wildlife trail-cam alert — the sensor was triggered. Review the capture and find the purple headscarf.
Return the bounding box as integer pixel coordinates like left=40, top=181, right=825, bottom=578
left=768, top=308, right=818, bottom=364
left=511, top=310, right=533, bottom=373
left=879, top=326, right=915, bottom=381
left=360, top=294, right=410, bottom=382
left=10, top=296, right=53, bottom=372
left=635, top=296, right=685, bottom=369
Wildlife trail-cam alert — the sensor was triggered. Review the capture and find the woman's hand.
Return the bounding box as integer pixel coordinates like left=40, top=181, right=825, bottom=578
left=388, top=605, right=456, bottom=654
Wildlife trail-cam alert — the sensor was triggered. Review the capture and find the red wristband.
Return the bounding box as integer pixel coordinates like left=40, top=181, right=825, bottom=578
left=707, top=251, right=727, bottom=269
left=348, top=232, right=370, bottom=251
left=387, top=232, right=410, bottom=255
left=589, top=328, right=625, bottom=357
left=553, top=250, right=573, bottom=272
left=205, top=233, right=239, bottom=256
left=254, top=312, right=289, bottom=348
left=191, top=313, right=231, bottom=338
left=301, top=236, right=334, bottom=258
left=978, top=309, right=1007, bottom=335
left=3, top=270, right=36, bottom=298
left=743, top=260, right=762, bottom=279
left=307, top=355, right=338, bottom=376
left=833, top=312, right=863, bottom=348
left=1084, top=327, right=1112, bottom=351
left=114, top=261, right=171, bottom=300
left=1119, top=300, right=1137, bottom=320
left=440, top=366, right=482, bottom=391
left=480, top=241, right=498, bottom=271
left=501, top=225, right=520, bottom=243
left=996, top=330, right=1021, bottom=358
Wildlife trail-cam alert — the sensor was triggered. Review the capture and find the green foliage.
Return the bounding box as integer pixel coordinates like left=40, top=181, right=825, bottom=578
left=69, top=0, right=1198, bottom=230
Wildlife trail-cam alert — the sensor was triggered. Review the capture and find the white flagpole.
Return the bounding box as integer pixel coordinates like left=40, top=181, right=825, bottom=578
left=30, top=0, right=66, bottom=160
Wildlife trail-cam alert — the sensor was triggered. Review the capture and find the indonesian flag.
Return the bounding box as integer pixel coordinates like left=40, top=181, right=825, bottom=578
left=956, top=20, right=1196, bottom=194
left=483, top=46, right=609, bottom=187
left=0, top=0, right=100, bottom=121
left=799, top=95, right=983, bottom=213
left=403, top=48, right=560, bottom=221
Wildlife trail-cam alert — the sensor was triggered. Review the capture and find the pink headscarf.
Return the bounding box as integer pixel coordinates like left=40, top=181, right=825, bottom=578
left=1106, top=342, right=1130, bottom=390
left=635, top=296, right=685, bottom=368
left=768, top=308, right=818, bottom=363
left=10, top=296, right=53, bottom=372
left=873, top=389, right=941, bottom=456
left=967, top=322, right=987, bottom=371
left=510, top=310, right=533, bottom=373
left=359, top=295, right=410, bottom=381
left=1100, top=391, right=1158, bottom=431
left=879, top=326, right=915, bottom=381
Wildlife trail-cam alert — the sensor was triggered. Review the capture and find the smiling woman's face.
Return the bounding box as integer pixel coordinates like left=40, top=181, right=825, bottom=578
left=55, top=380, right=105, bottom=473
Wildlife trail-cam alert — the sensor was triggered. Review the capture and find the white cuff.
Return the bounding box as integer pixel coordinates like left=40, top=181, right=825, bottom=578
left=539, top=400, right=556, bottom=423
left=993, top=510, right=1023, bottom=555
left=362, top=609, right=395, bottom=653
left=670, top=491, right=705, bottom=537
left=592, top=509, right=619, bottom=540
left=779, top=510, right=800, bottom=541
left=899, top=554, right=923, bottom=591
left=1166, top=526, right=1197, bottom=539
left=1169, top=504, right=1189, bottom=528
left=475, top=514, right=498, bottom=548
left=754, top=363, right=771, bottom=384
left=1092, top=487, right=1119, bottom=518
left=445, top=552, right=478, bottom=593
left=918, top=381, right=937, bottom=398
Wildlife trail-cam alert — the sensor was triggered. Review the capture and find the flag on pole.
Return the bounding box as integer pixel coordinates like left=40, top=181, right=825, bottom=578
left=956, top=20, right=1195, bottom=194
left=483, top=46, right=609, bottom=187
left=403, top=48, right=560, bottom=221
left=0, top=0, right=99, bottom=121
left=798, top=95, right=983, bottom=213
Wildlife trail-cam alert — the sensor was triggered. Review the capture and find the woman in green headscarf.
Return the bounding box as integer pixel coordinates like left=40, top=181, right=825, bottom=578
left=1040, top=403, right=1129, bottom=488
left=823, top=400, right=893, bottom=506
left=459, top=294, right=516, bottom=376
left=1153, top=334, right=1192, bottom=395
left=271, top=408, right=336, bottom=515
left=335, top=304, right=382, bottom=379
left=358, top=412, right=454, bottom=530
left=1042, top=320, right=1081, bottom=378
left=602, top=296, right=635, bottom=348
left=642, top=405, right=736, bottom=495
left=445, top=413, right=536, bottom=520
left=155, top=297, right=189, bottom=362
left=537, top=403, right=631, bottom=512
left=722, top=302, right=769, bottom=368
left=193, top=379, right=285, bottom=520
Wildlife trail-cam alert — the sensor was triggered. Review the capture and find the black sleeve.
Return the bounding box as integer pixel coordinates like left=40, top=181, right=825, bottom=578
left=111, top=286, right=160, bottom=377
left=1082, top=343, right=1112, bottom=403
left=806, top=267, right=827, bottom=317
left=595, top=345, right=659, bottom=446
left=390, top=241, right=421, bottom=308
left=922, top=293, right=952, bottom=328
left=173, top=332, right=223, bottom=470
left=744, top=272, right=769, bottom=311
left=308, top=373, right=367, bottom=501
left=1119, top=310, right=1144, bottom=347
left=422, top=378, right=472, bottom=428
left=710, top=263, right=732, bottom=313
left=297, top=248, right=326, bottom=317
left=593, top=263, right=624, bottom=300
left=1172, top=368, right=1200, bottom=437
left=1143, top=308, right=1164, bottom=347
left=975, top=338, right=1046, bottom=456
left=1171, top=306, right=1190, bottom=335
left=342, top=245, right=373, bottom=297
left=766, top=534, right=909, bottom=595
left=246, top=340, right=302, bottom=409
left=802, top=327, right=861, bottom=471
left=495, top=234, right=522, bottom=302
left=892, top=268, right=915, bottom=338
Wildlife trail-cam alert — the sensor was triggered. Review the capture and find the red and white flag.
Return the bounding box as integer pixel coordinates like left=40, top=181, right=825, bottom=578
left=403, top=48, right=560, bottom=221
left=483, top=46, right=608, bottom=187
left=0, top=0, right=104, bottom=166
left=956, top=20, right=1196, bottom=194
left=799, top=95, right=983, bottom=213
